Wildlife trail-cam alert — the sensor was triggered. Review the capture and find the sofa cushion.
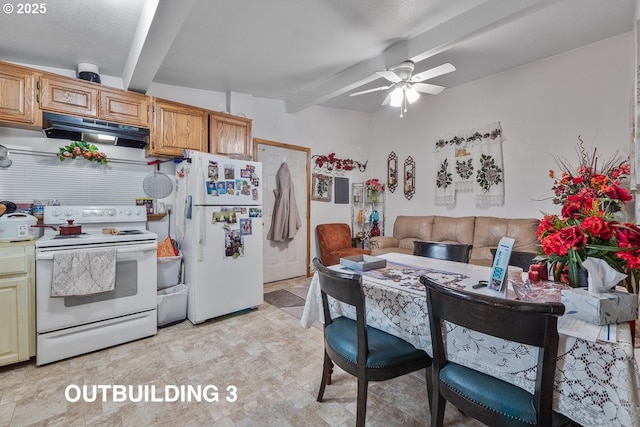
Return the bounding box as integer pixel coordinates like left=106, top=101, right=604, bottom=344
left=393, top=215, right=435, bottom=242
left=431, top=216, right=475, bottom=245
left=471, top=217, right=539, bottom=262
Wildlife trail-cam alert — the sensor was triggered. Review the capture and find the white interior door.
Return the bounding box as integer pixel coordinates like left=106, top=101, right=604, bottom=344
left=256, top=142, right=308, bottom=283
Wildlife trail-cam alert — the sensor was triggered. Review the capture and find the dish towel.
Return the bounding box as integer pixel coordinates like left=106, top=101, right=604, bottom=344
left=51, top=249, right=116, bottom=297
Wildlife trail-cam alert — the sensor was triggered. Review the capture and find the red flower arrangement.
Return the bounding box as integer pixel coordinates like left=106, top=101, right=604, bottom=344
left=537, top=140, right=639, bottom=291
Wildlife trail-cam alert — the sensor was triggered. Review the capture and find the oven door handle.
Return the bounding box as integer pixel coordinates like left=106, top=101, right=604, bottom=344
left=36, top=243, right=157, bottom=260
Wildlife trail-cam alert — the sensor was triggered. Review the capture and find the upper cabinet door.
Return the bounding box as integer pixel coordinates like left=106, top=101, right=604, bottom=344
left=39, top=75, right=98, bottom=117
left=99, top=88, right=149, bottom=128
left=209, top=112, right=253, bottom=156
left=0, top=62, right=39, bottom=128
left=147, top=98, right=208, bottom=157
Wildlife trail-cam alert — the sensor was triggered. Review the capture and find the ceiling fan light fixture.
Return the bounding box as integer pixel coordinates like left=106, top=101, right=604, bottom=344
left=390, top=88, right=403, bottom=107
left=405, top=87, right=420, bottom=104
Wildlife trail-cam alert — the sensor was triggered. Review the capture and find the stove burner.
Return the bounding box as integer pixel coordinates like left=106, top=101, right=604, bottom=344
left=52, top=233, right=88, bottom=239
left=117, top=230, right=144, bottom=235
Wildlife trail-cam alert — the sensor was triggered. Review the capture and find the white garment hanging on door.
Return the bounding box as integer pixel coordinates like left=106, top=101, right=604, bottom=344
left=267, top=162, right=302, bottom=241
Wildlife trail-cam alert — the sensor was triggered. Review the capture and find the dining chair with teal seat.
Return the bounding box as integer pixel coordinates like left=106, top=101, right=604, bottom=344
left=421, top=276, right=574, bottom=427
left=313, top=257, right=432, bottom=427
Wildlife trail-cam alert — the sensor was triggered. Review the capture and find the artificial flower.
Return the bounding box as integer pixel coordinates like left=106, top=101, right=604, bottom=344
left=537, top=139, right=639, bottom=291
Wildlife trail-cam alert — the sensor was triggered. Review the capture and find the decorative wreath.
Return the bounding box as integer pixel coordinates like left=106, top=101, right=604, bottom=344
left=57, top=141, right=109, bottom=165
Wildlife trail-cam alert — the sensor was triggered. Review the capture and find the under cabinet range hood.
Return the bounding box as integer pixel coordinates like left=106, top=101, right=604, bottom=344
left=42, top=112, right=150, bottom=149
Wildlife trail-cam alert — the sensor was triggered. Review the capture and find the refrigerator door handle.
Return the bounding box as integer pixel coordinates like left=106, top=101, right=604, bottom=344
left=197, top=166, right=206, bottom=262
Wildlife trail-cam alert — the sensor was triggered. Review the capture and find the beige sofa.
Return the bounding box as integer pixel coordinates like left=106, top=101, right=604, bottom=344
left=370, top=215, right=539, bottom=266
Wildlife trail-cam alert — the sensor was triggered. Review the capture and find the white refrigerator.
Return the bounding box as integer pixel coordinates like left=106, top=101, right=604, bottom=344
left=177, top=150, right=264, bottom=324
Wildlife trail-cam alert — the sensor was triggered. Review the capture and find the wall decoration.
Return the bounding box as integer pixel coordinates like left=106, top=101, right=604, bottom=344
left=311, top=173, right=333, bottom=202
left=404, top=156, right=415, bottom=200
left=387, top=151, right=398, bottom=193
left=312, top=152, right=367, bottom=175
left=434, top=122, right=505, bottom=208
left=334, top=177, right=349, bottom=204
left=57, top=141, right=109, bottom=165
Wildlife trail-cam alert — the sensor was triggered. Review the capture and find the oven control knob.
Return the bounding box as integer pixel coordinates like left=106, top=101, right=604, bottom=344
left=64, top=210, right=73, bottom=217
left=135, top=209, right=142, bottom=215
left=108, top=209, right=116, bottom=216
left=124, top=209, right=132, bottom=216
left=51, top=210, right=62, bottom=217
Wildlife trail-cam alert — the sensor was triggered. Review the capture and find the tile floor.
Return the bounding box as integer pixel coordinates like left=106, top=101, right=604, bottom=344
left=0, top=277, right=484, bottom=427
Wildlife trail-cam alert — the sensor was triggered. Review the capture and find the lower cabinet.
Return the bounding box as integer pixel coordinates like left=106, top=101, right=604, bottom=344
left=0, top=242, right=35, bottom=366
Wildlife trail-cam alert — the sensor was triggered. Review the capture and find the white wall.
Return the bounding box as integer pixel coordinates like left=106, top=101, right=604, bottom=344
left=370, top=32, right=634, bottom=228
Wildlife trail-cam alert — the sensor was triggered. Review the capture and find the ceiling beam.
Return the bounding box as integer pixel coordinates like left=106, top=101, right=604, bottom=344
left=123, top=0, right=198, bottom=93
left=285, top=0, right=550, bottom=114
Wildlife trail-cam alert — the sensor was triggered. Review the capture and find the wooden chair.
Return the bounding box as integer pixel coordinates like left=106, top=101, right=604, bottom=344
left=316, top=223, right=370, bottom=266
left=490, top=248, right=538, bottom=271
left=420, top=276, right=572, bottom=427
left=413, top=240, right=472, bottom=263
left=313, top=257, right=431, bottom=427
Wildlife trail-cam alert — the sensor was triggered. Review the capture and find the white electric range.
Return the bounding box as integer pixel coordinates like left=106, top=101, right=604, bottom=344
left=35, top=205, right=158, bottom=365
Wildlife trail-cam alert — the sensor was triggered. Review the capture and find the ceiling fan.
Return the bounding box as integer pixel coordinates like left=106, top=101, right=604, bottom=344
left=350, top=61, right=456, bottom=117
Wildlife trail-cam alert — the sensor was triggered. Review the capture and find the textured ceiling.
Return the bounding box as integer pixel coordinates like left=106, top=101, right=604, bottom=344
left=0, top=0, right=635, bottom=114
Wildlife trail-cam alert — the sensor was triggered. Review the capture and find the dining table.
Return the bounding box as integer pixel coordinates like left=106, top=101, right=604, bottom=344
left=300, top=252, right=640, bottom=427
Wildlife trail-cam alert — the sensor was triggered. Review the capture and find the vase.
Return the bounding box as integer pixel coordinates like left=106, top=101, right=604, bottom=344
left=370, top=222, right=381, bottom=237
left=370, top=189, right=378, bottom=204
left=569, top=268, right=589, bottom=288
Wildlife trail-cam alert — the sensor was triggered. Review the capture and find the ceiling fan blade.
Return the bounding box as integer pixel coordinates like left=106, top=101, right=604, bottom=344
left=349, top=85, right=392, bottom=97
left=411, top=63, right=456, bottom=82
left=376, top=70, right=402, bottom=83
left=412, top=83, right=446, bottom=95
left=381, top=92, right=393, bottom=106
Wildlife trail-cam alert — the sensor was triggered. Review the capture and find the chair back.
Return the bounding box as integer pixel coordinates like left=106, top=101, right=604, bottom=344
left=422, top=277, right=565, bottom=425
left=413, top=240, right=472, bottom=263
left=316, top=223, right=353, bottom=264
left=312, top=257, right=368, bottom=361
left=490, top=248, right=538, bottom=271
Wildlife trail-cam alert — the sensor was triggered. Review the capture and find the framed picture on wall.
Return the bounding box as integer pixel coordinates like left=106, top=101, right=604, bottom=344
left=312, top=173, right=332, bottom=202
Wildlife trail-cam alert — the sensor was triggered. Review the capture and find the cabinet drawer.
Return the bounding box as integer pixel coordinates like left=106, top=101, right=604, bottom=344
left=0, top=249, right=27, bottom=275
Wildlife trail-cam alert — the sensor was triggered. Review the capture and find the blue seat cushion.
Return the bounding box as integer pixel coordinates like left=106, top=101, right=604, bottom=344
left=325, top=316, right=427, bottom=368
left=440, top=362, right=568, bottom=426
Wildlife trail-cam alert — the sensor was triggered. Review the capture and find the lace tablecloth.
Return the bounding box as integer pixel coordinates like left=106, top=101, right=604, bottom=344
left=301, top=253, right=640, bottom=427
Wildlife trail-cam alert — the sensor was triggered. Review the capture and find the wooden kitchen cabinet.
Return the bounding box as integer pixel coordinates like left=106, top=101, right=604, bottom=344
left=39, top=74, right=99, bottom=117
left=0, top=61, right=40, bottom=128
left=0, top=242, right=35, bottom=366
left=99, top=87, right=150, bottom=128
left=39, top=73, right=150, bottom=128
left=209, top=111, right=253, bottom=156
left=147, top=98, right=208, bottom=157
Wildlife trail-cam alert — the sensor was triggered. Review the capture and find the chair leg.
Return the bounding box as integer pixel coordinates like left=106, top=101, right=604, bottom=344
left=425, top=367, right=433, bottom=413
left=431, top=387, right=446, bottom=427
left=317, top=351, right=332, bottom=402
left=356, top=377, right=368, bottom=427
